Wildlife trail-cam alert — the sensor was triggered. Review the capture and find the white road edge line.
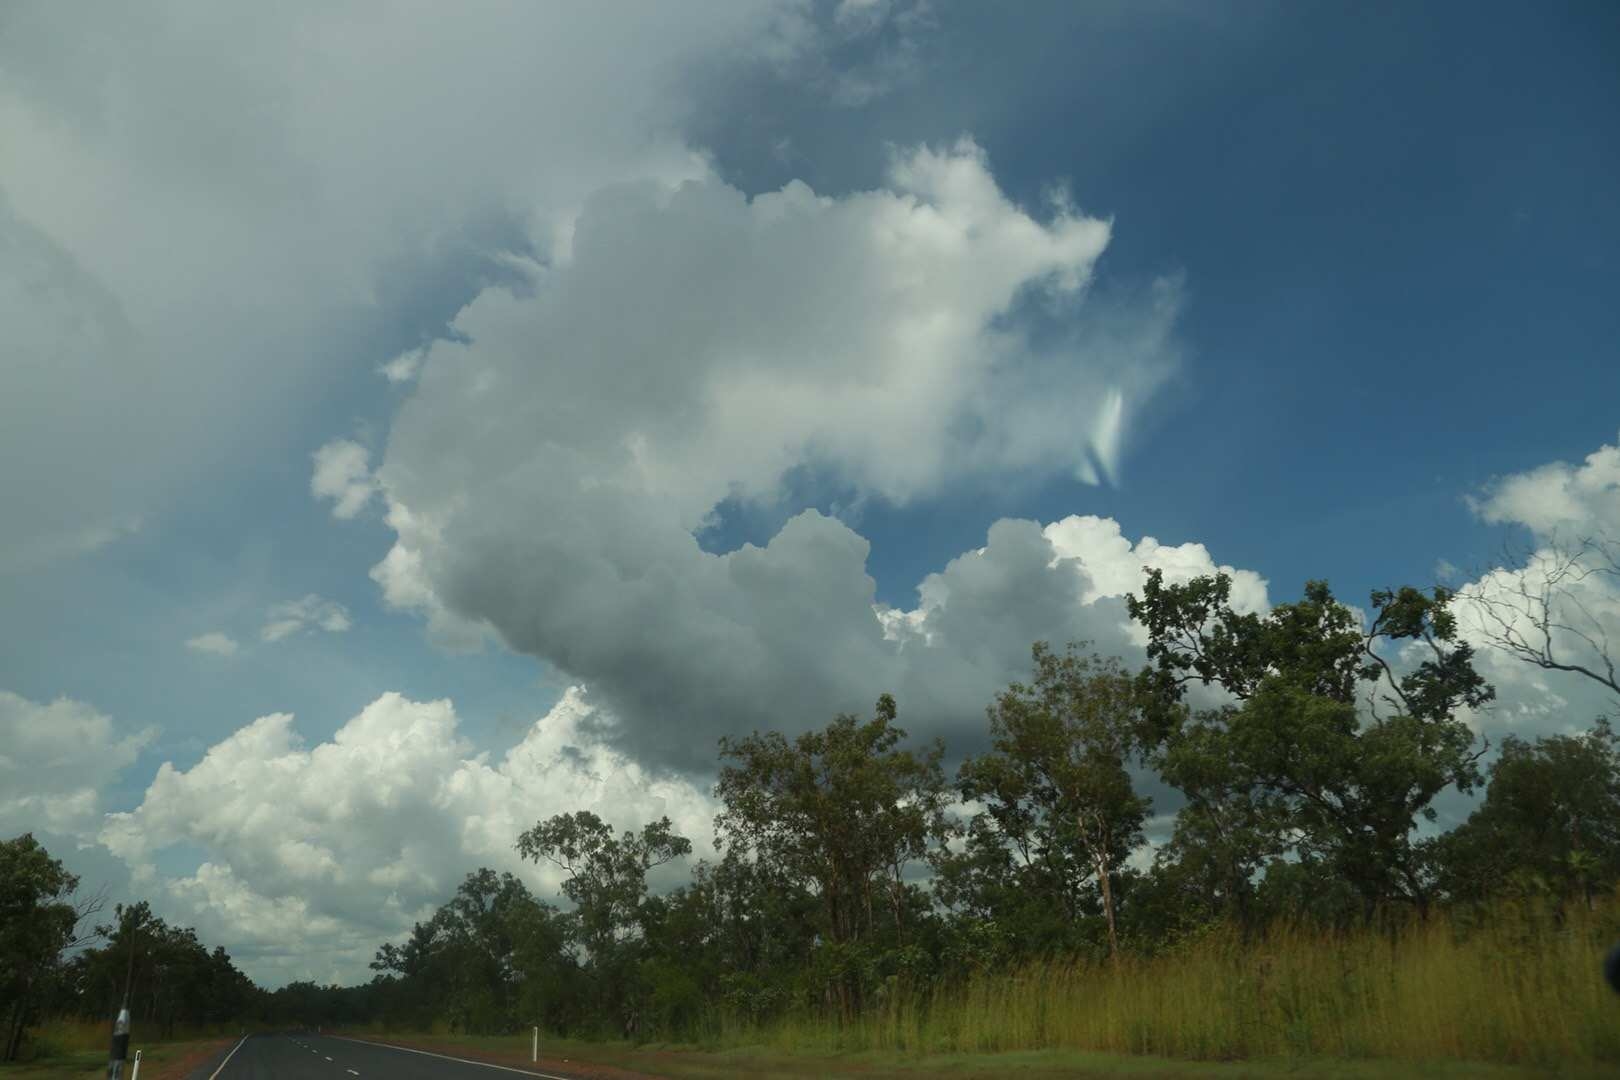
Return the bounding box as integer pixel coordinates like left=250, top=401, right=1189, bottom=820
left=328, top=1035, right=573, bottom=1080
left=206, top=1035, right=249, bottom=1080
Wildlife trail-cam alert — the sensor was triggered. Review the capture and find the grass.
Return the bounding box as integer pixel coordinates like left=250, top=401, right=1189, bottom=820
left=342, top=1031, right=1620, bottom=1079
left=0, top=1019, right=241, bottom=1080
left=15, top=900, right=1613, bottom=1077
left=736, top=899, right=1620, bottom=1068
left=350, top=898, right=1620, bottom=1077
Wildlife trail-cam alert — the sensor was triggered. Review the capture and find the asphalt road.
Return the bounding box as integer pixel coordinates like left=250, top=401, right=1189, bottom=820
left=185, top=1032, right=585, bottom=1080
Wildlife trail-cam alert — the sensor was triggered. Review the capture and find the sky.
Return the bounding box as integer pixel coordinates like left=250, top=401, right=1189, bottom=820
left=2, top=0, right=1618, bottom=986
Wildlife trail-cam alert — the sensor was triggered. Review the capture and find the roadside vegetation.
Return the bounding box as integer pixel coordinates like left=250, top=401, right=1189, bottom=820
left=0, top=836, right=254, bottom=1066
left=6, top=556, right=1620, bottom=1075
left=274, top=566, right=1620, bottom=1071
left=0, top=1021, right=235, bottom=1079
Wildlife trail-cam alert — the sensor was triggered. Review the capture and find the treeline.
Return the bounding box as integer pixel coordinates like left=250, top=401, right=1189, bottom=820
left=283, top=572, right=1620, bottom=1041
left=7, top=571, right=1617, bottom=1055
left=0, top=838, right=257, bottom=1061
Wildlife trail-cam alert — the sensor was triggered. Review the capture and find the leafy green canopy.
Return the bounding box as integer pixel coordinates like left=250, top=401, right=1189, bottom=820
left=1127, top=572, right=1496, bottom=922
left=951, top=646, right=1151, bottom=963
left=715, top=695, right=951, bottom=1015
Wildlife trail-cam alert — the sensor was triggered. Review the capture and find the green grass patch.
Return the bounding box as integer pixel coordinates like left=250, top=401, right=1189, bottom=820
left=346, top=900, right=1620, bottom=1077
left=0, top=1019, right=245, bottom=1079
left=338, top=1030, right=1620, bottom=1079
left=0, top=1039, right=229, bottom=1080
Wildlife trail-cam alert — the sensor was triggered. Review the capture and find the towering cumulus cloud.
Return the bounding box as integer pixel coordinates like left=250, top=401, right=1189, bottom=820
left=366, top=142, right=1186, bottom=766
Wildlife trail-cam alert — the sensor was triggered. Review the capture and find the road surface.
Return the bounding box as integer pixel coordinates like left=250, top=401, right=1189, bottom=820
left=185, top=1032, right=590, bottom=1079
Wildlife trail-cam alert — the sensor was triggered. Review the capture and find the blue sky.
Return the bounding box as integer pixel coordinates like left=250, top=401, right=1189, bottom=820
left=699, top=1, right=1620, bottom=607
left=2, top=1, right=1616, bottom=984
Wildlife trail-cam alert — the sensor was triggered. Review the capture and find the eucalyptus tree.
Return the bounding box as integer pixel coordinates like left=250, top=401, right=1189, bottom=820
left=714, top=694, right=950, bottom=1016
left=517, top=811, right=689, bottom=1035
left=1128, top=573, right=1495, bottom=921
left=954, top=644, right=1152, bottom=963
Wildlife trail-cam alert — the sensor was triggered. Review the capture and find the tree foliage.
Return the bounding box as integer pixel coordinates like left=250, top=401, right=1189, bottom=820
left=949, top=645, right=1151, bottom=962
left=1430, top=718, right=1620, bottom=907
left=0, top=834, right=96, bottom=1060
left=1128, top=572, right=1495, bottom=922
left=715, top=694, right=950, bottom=1015
left=0, top=842, right=254, bottom=1062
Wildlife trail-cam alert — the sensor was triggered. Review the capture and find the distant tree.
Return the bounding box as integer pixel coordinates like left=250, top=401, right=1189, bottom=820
left=1129, top=573, right=1495, bottom=921
left=375, top=918, right=441, bottom=977
left=516, top=812, right=689, bottom=1036
left=63, top=900, right=254, bottom=1039
left=1430, top=718, right=1620, bottom=908
left=1137, top=745, right=1288, bottom=935
left=714, top=695, right=950, bottom=1016
left=517, top=812, right=690, bottom=962
left=428, top=869, right=551, bottom=1033
left=954, top=644, right=1152, bottom=963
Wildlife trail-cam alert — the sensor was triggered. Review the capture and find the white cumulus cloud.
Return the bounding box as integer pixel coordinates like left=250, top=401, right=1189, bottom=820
left=0, top=690, right=156, bottom=838
left=378, top=348, right=426, bottom=385
left=261, top=595, right=352, bottom=643
left=1468, top=432, right=1620, bottom=539
left=101, top=689, right=714, bottom=986
left=311, top=439, right=378, bottom=520
left=185, top=631, right=239, bottom=657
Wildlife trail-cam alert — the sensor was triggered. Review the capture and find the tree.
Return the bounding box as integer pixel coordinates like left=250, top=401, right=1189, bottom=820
left=1136, top=731, right=1288, bottom=935
left=639, top=849, right=816, bottom=1028
left=0, top=834, right=100, bottom=1061
left=954, top=644, right=1152, bottom=963
left=1430, top=718, right=1620, bottom=908
left=517, top=812, right=689, bottom=962
left=1128, top=573, right=1495, bottom=921
left=516, top=812, right=690, bottom=1036
left=714, top=695, right=950, bottom=1016
left=437, top=869, right=552, bottom=1033
left=62, top=901, right=254, bottom=1039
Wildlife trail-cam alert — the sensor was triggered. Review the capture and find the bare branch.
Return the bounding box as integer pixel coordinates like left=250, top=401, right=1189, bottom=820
left=1458, top=529, right=1620, bottom=703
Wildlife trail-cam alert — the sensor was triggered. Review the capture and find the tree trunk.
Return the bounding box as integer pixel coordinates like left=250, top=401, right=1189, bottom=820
left=1085, top=810, right=1121, bottom=965
left=888, top=864, right=906, bottom=945
left=1096, top=852, right=1120, bottom=965
left=5, top=997, right=28, bottom=1062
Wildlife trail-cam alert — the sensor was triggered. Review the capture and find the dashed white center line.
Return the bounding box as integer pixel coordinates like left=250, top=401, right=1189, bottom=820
left=324, top=1055, right=333, bottom=1061
left=347, top=1070, right=360, bottom=1076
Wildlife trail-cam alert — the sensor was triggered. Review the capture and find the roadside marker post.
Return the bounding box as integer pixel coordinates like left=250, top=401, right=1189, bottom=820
left=532, top=1026, right=538, bottom=1062
left=129, top=1050, right=141, bottom=1080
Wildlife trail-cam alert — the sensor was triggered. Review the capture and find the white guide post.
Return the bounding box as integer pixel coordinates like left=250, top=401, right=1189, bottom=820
left=532, top=1025, right=538, bottom=1062
left=129, top=1050, right=142, bottom=1080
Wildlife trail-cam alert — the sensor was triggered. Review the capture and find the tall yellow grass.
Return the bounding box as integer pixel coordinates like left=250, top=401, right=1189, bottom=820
left=745, top=899, right=1620, bottom=1067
